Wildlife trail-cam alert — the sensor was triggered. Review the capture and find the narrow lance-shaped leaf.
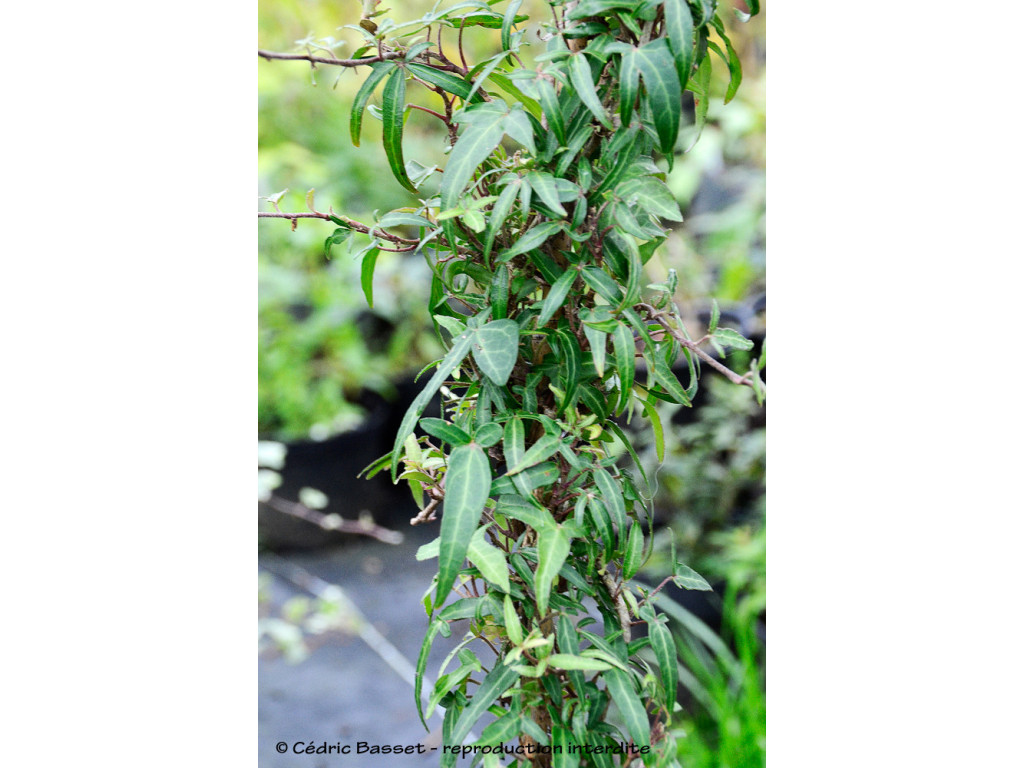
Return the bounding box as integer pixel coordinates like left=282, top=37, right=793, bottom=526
left=467, top=527, right=510, bottom=593
left=537, top=269, right=577, bottom=328
left=391, top=331, right=475, bottom=479
left=618, top=48, right=640, bottom=126
left=604, top=667, right=651, bottom=748
left=567, top=53, right=613, bottom=129
left=663, top=0, right=695, bottom=90
left=537, top=78, right=566, bottom=145
left=360, top=247, right=379, bottom=307
left=448, top=660, right=520, bottom=747
left=483, top=178, right=521, bottom=262
left=406, top=61, right=485, bottom=103
left=350, top=61, right=396, bottom=146
left=496, top=221, right=566, bottom=262
left=506, top=434, right=562, bottom=475
left=381, top=69, right=419, bottom=192
left=535, top=523, right=571, bottom=618
left=635, top=39, right=682, bottom=157
left=437, top=443, right=492, bottom=603
left=648, top=614, right=678, bottom=704
left=612, top=322, right=635, bottom=414
left=439, top=111, right=508, bottom=247
left=593, top=467, right=627, bottom=533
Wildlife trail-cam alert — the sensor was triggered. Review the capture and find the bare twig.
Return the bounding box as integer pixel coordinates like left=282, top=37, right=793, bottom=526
left=258, top=210, right=421, bottom=245
left=264, top=494, right=403, bottom=544
left=258, top=49, right=403, bottom=67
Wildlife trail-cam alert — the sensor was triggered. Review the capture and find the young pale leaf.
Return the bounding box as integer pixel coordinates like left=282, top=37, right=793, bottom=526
left=535, top=524, right=571, bottom=618
left=472, top=319, right=519, bottom=385
left=468, top=527, right=510, bottom=593
left=567, top=54, right=613, bottom=129
left=360, top=247, right=379, bottom=307
left=536, top=269, right=577, bottom=328
left=437, top=443, right=492, bottom=603
left=381, top=70, right=419, bottom=192
left=391, top=332, right=475, bottom=480
left=503, top=594, right=523, bottom=646
left=604, top=668, right=651, bottom=748
left=547, top=653, right=614, bottom=672
left=350, top=61, right=397, bottom=146
left=448, top=661, right=520, bottom=747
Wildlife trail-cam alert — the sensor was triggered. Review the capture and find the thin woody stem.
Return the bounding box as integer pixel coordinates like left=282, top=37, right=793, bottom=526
left=258, top=49, right=403, bottom=67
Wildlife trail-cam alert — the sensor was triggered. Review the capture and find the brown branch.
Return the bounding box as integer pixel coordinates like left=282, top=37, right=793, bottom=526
left=258, top=210, right=421, bottom=244
left=638, top=303, right=763, bottom=393
left=258, top=49, right=403, bottom=67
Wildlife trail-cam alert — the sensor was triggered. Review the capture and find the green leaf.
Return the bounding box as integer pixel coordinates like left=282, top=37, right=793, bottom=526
left=712, top=326, right=755, bottom=352
left=416, top=619, right=447, bottom=727
left=673, top=561, right=712, bottom=591
left=497, top=494, right=556, bottom=531
left=496, top=221, right=566, bottom=262
left=581, top=266, right=623, bottom=304
left=502, top=416, right=525, bottom=472
left=416, top=537, right=440, bottom=560
left=501, top=0, right=524, bottom=52
left=406, top=61, right=484, bottom=103
left=503, top=594, right=523, bottom=645
left=486, top=72, right=544, bottom=120
left=437, top=443, right=492, bottom=602
left=420, top=418, right=472, bottom=447
left=592, top=467, right=626, bottom=532
left=350, top=61, right=396, bottom=146
left=622, top=523, right=644, bottom=579
left=612, top=323, right=635, bottom=414
left=555, top=327, right=581, bottom=414
left=483, top=177, right=521, bottom=262
left=391, top=332, right=475, bottom=480
left=537, top=78, right=566, bottom=145
left=547, top=653, right=614, bottom=672
left=583, top=323, right=608, bottom=377
left=618, top=47, right=640, bottom=126
left=506, top=434, right=562, bottom=475
left=475, top=422, right=503, bottom=448
left=652, top=354, right=693, bottom=406
left=663, top=0, right=695, bottom=90
left=359, top=247, right=379, bottom=307
left=638, top=396, right=664, bottom=463
left=635, top=39, right=681, bottom=156
left=567, top=53, right=612, bottom=129
left=440, top=109, right=508, bottom=247
left=526, top=171, right=567, bottom=218
left=708, top=298, right=721, bottom=333
left=535, top=524, right=571, bottom=618
left=604, top=668, right=650, bottom=748
left=616, top=176, right=683, bottom=222
left=449, top=660, right=520, bottom=747
left=537, top=269, right=577, bottom=328
left=472, top=319, right=520, bottom=385
left=710, top=15, right=743, bottom=103
left=381, top=69, right=419, bottom=193
left=647, top=614, right=678, bottom=702
left=468, top=527, right=510, bottom=593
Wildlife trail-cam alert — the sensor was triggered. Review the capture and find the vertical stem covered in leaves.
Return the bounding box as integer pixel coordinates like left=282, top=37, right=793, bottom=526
left=260, top=1, right=764, bottom=765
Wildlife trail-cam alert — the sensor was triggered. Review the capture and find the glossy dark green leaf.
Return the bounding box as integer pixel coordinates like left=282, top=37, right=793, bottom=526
left=638, top=396, right=665, bottom=462
left=391, top=331, right=475, bottom=480
left=663, top=0, right=695, bottom=89
left=652, top=354, right=692, bottom=406
left=555, top=327, right=581, bottom=413
left=381, top=70, right=419, bottom=193
left=360, top=247, right=379, bottom=307
left=581, top=266, right=623, bottom=304
left=604, top=667, right=650, bottom=748
left=587, top=496, right=615, bottom=560
left=420, top=418, right=472, bottom=447
left=618, top=48, right=640, bottom=126
left=710, top=15, right=743, bottom=103
left=472, top=319, right=519, bottom=385
left=583, top=323, right=608, bottom=377
left=526, top=171, right=567, bottom=218
left=350, top=61, right=396, bottom=146
left=567, top=54, right=613, bottom=129
left=622, top=522, right=644, bottom=579
left=592, top=467, right=626, bottom=533
left=437, top=443, right=492, bottom=602
left=634, top=39, right=681, bottom=156
left=537, top=78, right=566, bottom=145
left=537, top=269, right=577, bottom=328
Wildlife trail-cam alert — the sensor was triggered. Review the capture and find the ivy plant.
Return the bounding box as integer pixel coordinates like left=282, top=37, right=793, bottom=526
left=259, top=0, right=764, bottom=765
